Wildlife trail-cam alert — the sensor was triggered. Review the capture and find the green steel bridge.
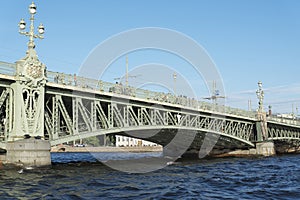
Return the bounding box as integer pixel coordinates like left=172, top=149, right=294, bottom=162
left=0, top=59, right=299, bottom=157
left=1, top=1, right=300, bottom=166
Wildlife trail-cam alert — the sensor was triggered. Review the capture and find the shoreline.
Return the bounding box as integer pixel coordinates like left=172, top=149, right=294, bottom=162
left=51, top=145, right=163, bottom=153
left=51, top=145, right=300, bottom=156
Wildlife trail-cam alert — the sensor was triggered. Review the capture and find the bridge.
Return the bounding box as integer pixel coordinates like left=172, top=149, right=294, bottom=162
left=1, top=2, right=300, bottom=166
left=1, top=57, right=300, bottom=165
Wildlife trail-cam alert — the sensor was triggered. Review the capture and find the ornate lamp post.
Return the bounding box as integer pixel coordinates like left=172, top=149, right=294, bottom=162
left=16, top=1, right=46, bottom=86
left=255, top=81, right=267, bottom=141
left=6, top=2, right=51, bottom=167
left=18, top=2, right=44, bottom=50
left=256, top=81, right=264, bottom=113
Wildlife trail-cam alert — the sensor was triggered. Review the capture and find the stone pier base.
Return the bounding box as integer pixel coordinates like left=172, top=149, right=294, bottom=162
left=6, top=138, right=51, bottom=166
left=210, top=142, right=276, bottom=157
left=255, top=141, right=276, bottom=156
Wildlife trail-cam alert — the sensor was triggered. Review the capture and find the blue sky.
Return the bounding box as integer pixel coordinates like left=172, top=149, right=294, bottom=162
left=1, top=0, right=300, bottom=114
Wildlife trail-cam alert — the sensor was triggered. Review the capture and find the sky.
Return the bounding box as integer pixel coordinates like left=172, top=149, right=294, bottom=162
left=1, top=0, right=300, bottom=114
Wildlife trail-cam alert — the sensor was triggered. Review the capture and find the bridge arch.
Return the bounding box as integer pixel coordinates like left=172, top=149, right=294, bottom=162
left=50, top=126, right=255, bottom=150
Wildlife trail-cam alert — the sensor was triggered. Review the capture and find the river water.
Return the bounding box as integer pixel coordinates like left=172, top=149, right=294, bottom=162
left=0, top=152, right=299, bottom=199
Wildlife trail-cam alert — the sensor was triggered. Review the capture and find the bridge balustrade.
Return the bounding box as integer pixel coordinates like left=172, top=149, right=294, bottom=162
left=46, top=71, right=257, bottom=119
left=0, top=61, right=16, bottom=76
left=267, top=115, right=300, bottom=126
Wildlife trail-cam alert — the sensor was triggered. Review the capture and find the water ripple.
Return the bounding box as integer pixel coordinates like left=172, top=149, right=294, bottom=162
left=0, top=153, right=299, bottom=199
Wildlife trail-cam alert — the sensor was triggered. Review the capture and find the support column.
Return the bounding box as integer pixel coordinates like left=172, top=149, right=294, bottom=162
left=255, top=81, right=275, bottom=156
left=6, top=138, right=50, bottom=166
left=255, top=111, right=275, bottom=156
left=5, top=1, right=51, bottom=167
left=256, top=141, right=276, bottom=156
left=256, top=112, right=268, bottom=142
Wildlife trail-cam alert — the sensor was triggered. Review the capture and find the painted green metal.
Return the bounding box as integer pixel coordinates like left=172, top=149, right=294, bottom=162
left=43, top=89, right=255, bottom=147
left=9, top=48, right=46, bottom=141
left=0, top=62, right=299, bottom=149
left=3, top=1, right=51, bottom=167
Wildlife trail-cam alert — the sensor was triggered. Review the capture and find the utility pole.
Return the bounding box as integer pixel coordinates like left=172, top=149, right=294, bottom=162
left=203, top=80, right=225, bottom=108
left=114, top=55, right=139, bottom=87
left=173, top=72, right=177, bottom=96
left=125, top=55, right=129, bottom=87
left=248, top=99, right=252, bottom=111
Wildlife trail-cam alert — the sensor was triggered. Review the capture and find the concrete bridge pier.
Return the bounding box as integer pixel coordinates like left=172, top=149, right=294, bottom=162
left=255, top=108, right=276, bottom=156
left=255, top=120, right=276, bottom=156
left=6, top=138, right=51, bottom=167
left=255, top=141, right=276, bottom=156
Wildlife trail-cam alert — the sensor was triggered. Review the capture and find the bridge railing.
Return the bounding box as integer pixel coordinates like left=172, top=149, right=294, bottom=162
left=267, top=115, right=300, bottom=126
left=0, top=61, right=16, bottom=76
left=46, top=70, right=257, bottom=119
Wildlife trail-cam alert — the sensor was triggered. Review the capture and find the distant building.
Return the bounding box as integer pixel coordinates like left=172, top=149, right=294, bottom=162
left=115, top=135, right=158, bottom=147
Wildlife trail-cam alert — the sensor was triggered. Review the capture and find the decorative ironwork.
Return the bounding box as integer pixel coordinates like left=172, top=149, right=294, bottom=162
left=18, top=2, right=44, bottom=50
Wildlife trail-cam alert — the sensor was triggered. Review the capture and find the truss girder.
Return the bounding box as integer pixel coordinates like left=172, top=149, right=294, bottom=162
left=268, top=124, right=300, bottom=140
left=77, top=98, right=92, bottom=132
left=0, top=88, right=10, bottom=144
left=44, top=94, right=257, bottom=146
left=57, top=96, right=73, bottom=134
left=95, top=101, right=109, bottom=129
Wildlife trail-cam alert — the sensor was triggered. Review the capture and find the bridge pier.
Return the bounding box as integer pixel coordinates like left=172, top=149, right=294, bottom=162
left=255, top=141, right=276, bottom=156
left=6, top=138, right=51, bottom=167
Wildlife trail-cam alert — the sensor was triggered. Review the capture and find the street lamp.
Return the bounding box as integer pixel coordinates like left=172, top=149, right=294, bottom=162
left=38, top=24, right=45, bottom=34
left=18, top=19, right=26, bottom=30
left=19, top=1, right=44, bottom=50
left=256, top=81, right=264, bottom=113
left=29, top=2, right=37, bottom=14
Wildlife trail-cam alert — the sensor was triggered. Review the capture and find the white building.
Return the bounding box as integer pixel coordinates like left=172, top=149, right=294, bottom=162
left=115, top=135, right=158, bottom=147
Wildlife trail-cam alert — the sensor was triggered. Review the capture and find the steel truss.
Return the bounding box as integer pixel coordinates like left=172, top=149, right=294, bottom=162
left=268, top=122, right=300, bottom=140
left=0, top=84, right=300, bottom=149
left=44, top=91, right=255, bottom=146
